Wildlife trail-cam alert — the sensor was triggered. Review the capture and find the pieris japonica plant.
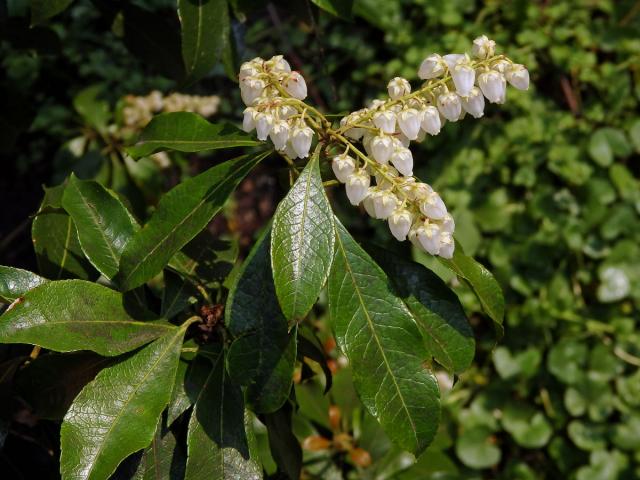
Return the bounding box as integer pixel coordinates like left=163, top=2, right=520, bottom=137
left=0, top=36, right=524, bottom=480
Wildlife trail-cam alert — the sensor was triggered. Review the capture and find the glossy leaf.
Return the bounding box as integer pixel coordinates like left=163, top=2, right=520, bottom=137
left=438, top=240, right=505, bottom=338
left=30, top=0, right=74, bottom=25
left=179, top=0, right=229, bottom=85
left=328, top=220, right=440, bottom=455
left=0, top=280, right=175, bottom=356
left=167, top=359, right=192, bottom=426
left=271, top=147, right=335, bottom=322
left=126, top=112, right=260, bottom=159
left=368, top=245, right=475, bottom=373
left=60, top=324, right=190, bottom=480
left=226, top=228, right=297, bottom=413
left=162, top=270, right=196, bottom=319
left=62, top=174, right=138, bottom=280
left=185, top=352, right=262, bottom=480
left=133, top=418, right=186, bottom=480
left=261, top=401, right=301, bottom=480
left=0, top=266, right=47, bottom=303
left=117, top=152, right=267, bottom=291
left=32, top=184, right=95, bottom=280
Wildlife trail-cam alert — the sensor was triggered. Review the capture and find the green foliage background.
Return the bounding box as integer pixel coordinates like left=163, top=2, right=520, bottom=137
left=1, top=0, right=639, bottom=479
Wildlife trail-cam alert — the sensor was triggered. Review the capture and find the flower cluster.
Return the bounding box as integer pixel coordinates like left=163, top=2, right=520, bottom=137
left=122, top=91, right=220, bottom=128
left=239, top=56, right=316, bottom=159
left=333, top=35, right=529, bottom=258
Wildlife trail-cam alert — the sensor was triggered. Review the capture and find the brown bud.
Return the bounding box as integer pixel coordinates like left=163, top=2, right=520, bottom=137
left=329, top=405, right=341, bottom=431
left=302, top=435, right=331, bottom=451
left=349, top=448, right=372, bottom=468
left=324, top=336, right=337, bottom=353
left=332, top=432, right=352, bottom=452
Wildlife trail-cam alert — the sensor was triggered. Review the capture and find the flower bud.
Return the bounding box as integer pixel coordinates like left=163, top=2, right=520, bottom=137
left=388, top=209, right=413, bottom=241
left=421, top=106, right=442, bottom=135
left=441, top=213, right=455, bottom=233
left=397, top=108, right=421, bottom=140
left=471, top=35, right=496, bottom=59
left=373, top=111, right=397, bottom=134
left=332, top=154, right=356, bottom=183
left=417, top=222, right=441, bottom=255
left=390, top=147, right=413, bottom=176
left=291, top=125, right=313, bottom=158
left=437, top=92, right=462, bottom=122
left=461, top=87, right=485, bottom=118
left=438, top=231, right=455, bottom=258
left=478, top=70, right=506, bottom=103
left=371, top=134, right=394, bottom=164
left=387, top=77, right=411, bottom=100
left=451, top=63, right=476, bottom=97
left=242, top=107, right=257, bottom=132
left=240, top=77, right=265, bottom=106
left=372, top=190, right=399, bottom=219
left=420, top=191, right=447, bottom=219
left=345, top=170, right=370, bottom=205
left=269, top=120, right=290, bottom=151
left=255, top=112, right=273, bottom=141
left=283, top=71, right=308, bottom=100
left=418, top=54, right=445, bottom=79
left=505, top=64, right=530, bottom=90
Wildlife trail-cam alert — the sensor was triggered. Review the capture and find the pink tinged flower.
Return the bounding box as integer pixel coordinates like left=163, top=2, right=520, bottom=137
left=269, top=120, right=290, bottom=151
left=291, top=125, right=313, bottom=158
left=506, top=64, right=530, bottom=90
left=451, top=63, right=476, bottom=97
left=332, top=154, right=356, bottom=183
left=461, top=87, right=485, bottom=118
left=283, top=71, right=308, bottom=100
left=345, top=170, right=370, bottom=205
left=417, top=223, right=442, bottom=255
left=242, top=107, right=257, bottom=132
left=371, top=135, right=394, bottom=164
left=390, top=147, right=413, bottom=176
left=388, top=209, right=413, bottom=241
left=418, top=54, right=445, bottom=79
left=420, top=191, right=448, bottom=219
left=421, top=106, right=442, bottom=135
left=438, top=231, right=455, bottom=259
left=373, top=111, right=397, bottom=134
left=437, top=92, right=462, bottom=122
left=397, top=108, right=421, bottom=140
left=478, top=70, right=506, bottom=103
left=255, top=112, right=273, bottom=141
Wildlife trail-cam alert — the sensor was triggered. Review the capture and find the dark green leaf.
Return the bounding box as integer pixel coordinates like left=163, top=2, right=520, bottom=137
left=30, top=0, right=73, bottom=25
left=167, top=358, right=192, bottom=426
left=226, top=228, right=297, bottom=413
left=184, top=352, right=262, bottom=480
left=311, top=0, right=353, bottom=19
left=126, top=112, right=260, bottom=159
left=162, top=270, right=196, bottom=319
left=271, top=146, right=335, bottom=322
left=62, top=174, right=138, bottom=280
left=117, top=152, right=267, bottom=291
left=368, top=245, right=475, bottom=373
left=0, top=280, right=175, bottom=356
left=328, top=220, right=440, bottom=455
left=32, top=184, right=96, bottom=280
left=438, top=240, right=504, bottom=339
left=60, top=323, right=190, bottom=480
left=261, top=401, right=301, bottom=480
left=179, top=0, right=229, bottom=84
left=297, top=333, right=332, bottom=393
left=0, top=266, right=47, bottom=303
left=133, top=418, right=186, bottom=480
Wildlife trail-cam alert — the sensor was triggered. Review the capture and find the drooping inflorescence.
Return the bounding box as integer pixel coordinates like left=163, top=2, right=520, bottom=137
left=238, top=36, right=529, bottom=259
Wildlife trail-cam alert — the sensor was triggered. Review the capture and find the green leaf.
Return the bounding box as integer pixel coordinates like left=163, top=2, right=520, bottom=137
left=438, top=240, right=504, bottom=339
left=126, top=112, right=260, bottom=159
left=0, top=266, right=47, bottom=303
left=117, top=152, right=267, bottom=291
left=72, top=85, right=110, bottom=133
left=311, top=0, right=353, bottom=19
left=261, top=401, right=302, bottom=480
left=0, top=280, right=175, bottom=356
left=455, top=427, right=501, bottom=469
left=368, top=245, right=475, bottom=373
left=32, top=184, right=96, bottom=280
left=328, top=220, right=440, bottom=455
left=167, top=359, right=192, bottom=426
left=162, top=270, right=196, bottom=319
left=184, top=351, right=262, bottom=480
left=588, top=129, right=613, bottom=167
left=271, top=147, right=335, bottom=322
left=178, top=0, right=229, bottom=85
left=501, top=403, right=552, bottom=448
left=60, top=323, right=190, bottom=480
left=30, top=0, right=74, bottom=25
left=629, top=119, right=640, bottom=153
left=133, top=418, right=186, bottom=480
left=62, top=174, right=138, bottom=280
left=226, top=228, right=297, bottom=413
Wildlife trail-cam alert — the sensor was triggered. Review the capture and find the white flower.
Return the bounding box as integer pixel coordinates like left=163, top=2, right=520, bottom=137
left=442, top=53, right=466, bottom=69
left=451, top=63, right=475, bottom=97
left=373, top=110, right=396, bottom=134
left=371, top=134, right=394, bottom=164
left=420, top=191, right=447, bottom=219
left=418, top=54, right=445, bottom=79
left=397, top=133, right=411, bottom=148
left=401, top=180, right=433, bottom=201
left=438, top=231, right=455, bottom=258
left=279, top=105, right=297, bottom=119
left=239, top=61, right=261, bottom=80
left=441, top=213, right=455, bottom=233
left=387, top=77, right=411, bottom=100
left=421, top=106, right=442, bottom=135
left=269, top=55, right=291, bottom=73
left=283, top=140, right=297, bottom=159
left=505, top=64, right=530, bottom=90
left=283, top=71, right=308, bottom=100
left=372, top=190, right=399, bottom=219
left=390, top=147, right=413, bottom=176
left=255, top=112, right=273, bottom=141
left=492, top=59, right=511, bottom=74
left=478, top=70, right=506, bottom=103
left=461, top=87, right=485, bottom=118
left=417, top=223, right=442, bottom=255
left=397, top=108, right=421, bottom=140
left=242, top=107, right=257, bottom=132
left=437, top=92, right=462, bottom=122
left=472, top=35, right=496, bottom=59
left=269, top=120, right=290, bottom=151
left=291, top=125, right=313, bottom=158
left=362, top=190, right=378, bottom=218
left=374, top=164, right=399, bottom=190
left=345, top=170, right=370, bottom=205
left=332, top=154, right=356, bottom=183
left=240, top=77, right=265, bottom=106
left=388, top=209, right=413, bottom=241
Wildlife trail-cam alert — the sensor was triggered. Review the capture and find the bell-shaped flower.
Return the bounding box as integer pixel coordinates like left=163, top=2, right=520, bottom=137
left=397, top=108, right=421, bottom=140
left=345, top=170, right=370, bottom=205
left=374, top=164, right=399, bottom=190
left=240, top=77, right=266, bottom=106
left=362, top=189, right=378, bottom=218
left=506, top=64, right=530, bottom=90
left=255, top=112, right=273, bottom=141
left=279, top=105, right=297, bottom=119
left=478, top=70, right=506, bottom=103
left=291, top=125, right=313, bottom=158
left=390, top=147, right=413, bottom=176
left=437, top=92, right=462, bottom=122
left=269, top=120, right=290, bottom=151
left=371, top=134, right=394, bottom=164
left=420, top=191, right=448, bottom=219
left=373, top=110, right=397, bottom=134
left=451, top=63, right=475, bottom=97
left=387, top=77, right=411, bottom=100
left=442, top=53, right=466, bottom=69
left=242, top=107, right=257, bottom=132
left=283, top=71, right=307, bottom=100
left=441, top=213, right=455, bottom=234
left=239, top=60, right=261, bottom=81
left=471, top=35, right=496, bottom=59
left=269, top=55, right=291, bottom=73
left=417, top=222, right=442, bottom=255
left=372, top=190, right=399, bottom=219
left=388, top=209, right=413, bottom=241
left=438, top=231, right=455, bottom=259
left=461, top=87, right=485, bottom=118
left=418, top=54, right=445, bottom=79
left=332, top=154, right=356, bottom=183
left=421, top=106, right=442, bottom=135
